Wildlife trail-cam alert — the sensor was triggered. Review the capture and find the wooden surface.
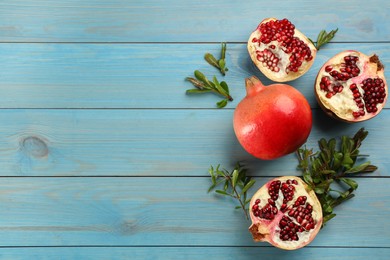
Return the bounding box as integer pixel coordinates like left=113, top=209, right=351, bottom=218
left=0, top=0, right=389, bottom=259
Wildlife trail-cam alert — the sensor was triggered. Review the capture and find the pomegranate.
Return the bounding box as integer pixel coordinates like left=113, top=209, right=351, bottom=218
left=233, top=76, right=312, bottom=160
left=249, top=176, right=322, bottom=250
left=315, top=50, right=388, bottom=122
left=248, top=18, right=317, bottom=82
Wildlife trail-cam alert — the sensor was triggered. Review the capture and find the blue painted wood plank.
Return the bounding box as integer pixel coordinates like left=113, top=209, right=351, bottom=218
left=0, top=43, right=389, bottom=109
left=0, top=177, right=388, bottom=247
left=0, top=247, right=389, bottom=260
left=0, top=109, right=388, bottom=177
left=0, top=0, right=389, bottom=42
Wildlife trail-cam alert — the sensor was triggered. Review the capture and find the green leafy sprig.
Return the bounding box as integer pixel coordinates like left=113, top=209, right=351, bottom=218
left=296, top=128, right=377, bottom=225
left=186, top=70, right=232, bottom=108
left=204, top=42, right=228, bottom=76
left=309, top=28, right=339, bottom=50
left=208, top=163, right=256, bottom=219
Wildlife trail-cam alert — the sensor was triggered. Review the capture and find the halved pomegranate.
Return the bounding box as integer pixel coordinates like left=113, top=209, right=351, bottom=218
left=249, top=176, right=322, bottom=250
left=315, top=50, right=387, bottom=122
left=248, top=18, right=317, bottom=82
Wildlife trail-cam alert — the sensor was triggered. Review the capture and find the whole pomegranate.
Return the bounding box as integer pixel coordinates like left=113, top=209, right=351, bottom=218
left=248, top=18, right=317, bottom=82
left=233, top=76, right=312, bottom=160
left=249, top=176, right=322, bottom=250
left=315, top=50, right=387, bottom=122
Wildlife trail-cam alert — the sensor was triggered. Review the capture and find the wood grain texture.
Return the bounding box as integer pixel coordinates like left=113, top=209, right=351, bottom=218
left=1, top=0, right=389, bottom=258
left=0, top=0, right=389, bottom=42
left=0, top=177, right=388, bottom=247
left=1, top=247, right=390, bottom=260
left=0, top=109, right=388, bottom=177
left=0, top=43, right=389, bottom=109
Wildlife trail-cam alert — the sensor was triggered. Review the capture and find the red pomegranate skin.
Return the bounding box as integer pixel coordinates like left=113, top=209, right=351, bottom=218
left=233, top=76, right=312, bottom=160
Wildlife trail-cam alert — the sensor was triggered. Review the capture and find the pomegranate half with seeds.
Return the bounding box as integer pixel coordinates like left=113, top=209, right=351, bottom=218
left=315, top=50, right=387, bottom=122
left=248, top=18, right=317, bottom=82
left=249, top=176, right=322, bottom=250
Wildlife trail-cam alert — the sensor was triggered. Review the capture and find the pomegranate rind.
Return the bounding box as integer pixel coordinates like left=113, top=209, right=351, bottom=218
left=314, top=50, right=388, bottom=123
left=247, top=18, right=317, bottom=82
left=249, top=176, right=322, bottom=250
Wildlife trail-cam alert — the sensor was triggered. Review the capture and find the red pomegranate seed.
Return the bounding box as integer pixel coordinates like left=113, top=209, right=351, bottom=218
left=326, top=92, right=333, bottom=98
left=325, top=65, right=333, bottom=72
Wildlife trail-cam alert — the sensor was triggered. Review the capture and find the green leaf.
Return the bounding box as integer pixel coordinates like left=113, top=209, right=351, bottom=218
left=241, top=179, right=256, bottom=195
left=221, top=42, right=227, bottom=60
left=194, top=70, right=206, bottom=82
left=220, top=81, right=229, bottom=94
left=315, top=28, right=338, bottom=50
left=211, top=174, right=216, bottom=185
left=208, top=166, right=214, bottom=176
left=235, top=205, right=242, bottom=209
left=314, top=186, right=326, bottom=194
left=333, top=152, right=343, bottom=169
left=360, top=165, right=378, bottom=173
left=215, top=190, right=230, bottom=196
left=344, top=161, right=372, bottom=174
left=186, top=89, right=212, bottom=94
left=216, top=168, right=226, bottom=177
left=318, top=138, right=328, bottom=151
left=341, top=153, right=354, bottom=169
left=320, top=169, right=337, bottom=175
left=218, top=59, right=226, bottom=70
left=339, top=178, right=358, bottom=190
left=323, top=203, right=333, bottom=213
left=224, top=180, right=229, bottom=191
left=204, top=53, right=220, bottom=68
left=232, top=169, right=239, bottom=188
left=208, top=184, right=216, bottom=193
left=328, top=138, right=336, bottom=153
left=303, top=172, right=313, bottom=186
left=216, top=99, right=228, bottom=108
left=213, top=76, right=228, bottom=96
left=323, top=213, right=336, bottom=224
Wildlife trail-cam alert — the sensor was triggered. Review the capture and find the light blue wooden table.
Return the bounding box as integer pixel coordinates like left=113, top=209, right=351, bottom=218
left=0, top=0, right=389, bottom=259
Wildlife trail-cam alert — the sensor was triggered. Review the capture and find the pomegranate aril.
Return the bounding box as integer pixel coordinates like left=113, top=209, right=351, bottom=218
left=325, top=65, right=333, bottom=72
left=326, top=92, right=333, bottom=98
left=352, top=111, right=360, bottom=118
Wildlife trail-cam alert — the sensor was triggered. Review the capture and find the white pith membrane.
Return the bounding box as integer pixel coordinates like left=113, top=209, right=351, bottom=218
left=315, top=50, right=388, bottom=122
left=249, top=176, right=322, bottom=250
left=247, top=18, right=317, bottom=82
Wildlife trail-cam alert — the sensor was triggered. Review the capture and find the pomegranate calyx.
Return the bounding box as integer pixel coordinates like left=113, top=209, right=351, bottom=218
left=369, top=54, right=384, bottom=71
left=249, top=223, right=268, bottom=242
left=245, top=76, right=265, bottom=97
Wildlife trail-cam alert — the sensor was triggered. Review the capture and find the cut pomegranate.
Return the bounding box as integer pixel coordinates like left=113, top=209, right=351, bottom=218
left=233, top=76, right=312, bottom=160
left=315, top=50, right=387, bottom=122
left=249, top=176, right=322, bottom=250
left=248, top=18, right=317, bottom=82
